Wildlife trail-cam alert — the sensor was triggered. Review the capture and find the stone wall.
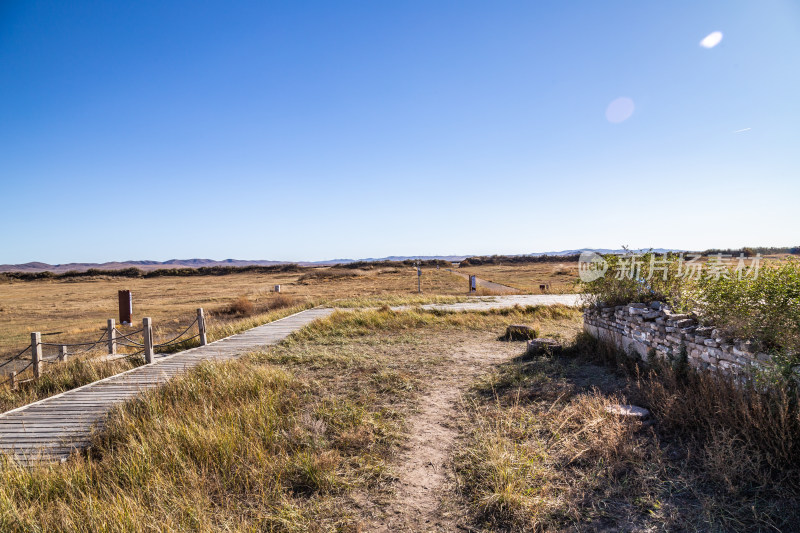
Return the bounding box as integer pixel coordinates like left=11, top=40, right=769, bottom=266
left=583, top=303, right=771, bottom=375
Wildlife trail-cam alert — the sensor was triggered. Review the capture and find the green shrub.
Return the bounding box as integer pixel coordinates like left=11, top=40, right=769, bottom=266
left=583, top=252, right=689, bottom=307
left=695, top=258, right=800, bottom=355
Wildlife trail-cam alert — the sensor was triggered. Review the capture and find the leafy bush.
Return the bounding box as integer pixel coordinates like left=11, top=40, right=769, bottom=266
left=695, top=259, right=800, bottom=354
left=583, top=252, right=689, bottom=307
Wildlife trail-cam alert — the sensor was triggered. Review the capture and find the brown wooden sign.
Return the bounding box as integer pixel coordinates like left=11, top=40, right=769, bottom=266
left=118, top=290, right=132, bottom=324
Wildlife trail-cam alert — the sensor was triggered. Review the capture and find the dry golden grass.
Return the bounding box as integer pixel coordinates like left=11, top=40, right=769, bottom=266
left=0, top=304, right=315, bottom=413
left=457, top=262, right=581, bottom=294
left=453, top=333, right=800, bottom=531
left=0, top=265, right=480, bottom=414
left=0, top=354, right=143, bottom=414
left=0, top=267, right=467, bottom=362
left=0, top=306, right=578, bottom=531
left=456, top=254, right=792, bottom=295
left=2, top=303, right=791, bottom=530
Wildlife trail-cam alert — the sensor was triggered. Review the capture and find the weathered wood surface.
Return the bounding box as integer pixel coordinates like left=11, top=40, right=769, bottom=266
left=0, top=307, right=333, bottom=464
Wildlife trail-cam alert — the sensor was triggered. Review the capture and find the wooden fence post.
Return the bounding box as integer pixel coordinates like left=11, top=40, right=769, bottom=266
left=143, top=317, right=154, bottom=363
left=107, top=319, right=116, bottom=355
left=197, top=308, right=207, bottom=346
left=10, top=371, right=16, bottom=390
left=31, top=332, right=42, bottom=378
left=59, top=345, right=68, bottom=362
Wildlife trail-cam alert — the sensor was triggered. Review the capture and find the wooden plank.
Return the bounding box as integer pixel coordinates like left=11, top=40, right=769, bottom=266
left=0, top=308, right=334, bottom=464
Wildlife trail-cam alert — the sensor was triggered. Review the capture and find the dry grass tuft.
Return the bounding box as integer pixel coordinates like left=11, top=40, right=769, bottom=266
left=226, top=294, right=255, bottom=316
left=265, top=293, right=300, bottom=311
left=456, top=389, right=643, bottom=529
left=473, top=287, right=509, bottom=296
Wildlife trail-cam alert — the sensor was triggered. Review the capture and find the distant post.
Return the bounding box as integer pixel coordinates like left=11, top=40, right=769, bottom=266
left=107, top=319, right=117, bottom=355
left=274, top=285, right=281, bottom=293
left=118, top=290, right=133, bottom=325
left=470, top=275, right=477, bottom=293
left=10, top=371, right=16, bottom=390
left=59, top=345, right=68, bottom=362
left=197, top=308, right=207, bottom=346
left=143, top=317, right=154, bottom=363
left=415, top=260, right=422, bottom=294
left=31, top=332, right=42, bottom=378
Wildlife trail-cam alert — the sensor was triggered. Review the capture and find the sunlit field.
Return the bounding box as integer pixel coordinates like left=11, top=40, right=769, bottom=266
left=0, top=266, right=465, bottom=360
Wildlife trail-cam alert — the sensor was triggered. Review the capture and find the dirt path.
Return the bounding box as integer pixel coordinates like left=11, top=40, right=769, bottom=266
left=370, top=335, right=521, bottom=532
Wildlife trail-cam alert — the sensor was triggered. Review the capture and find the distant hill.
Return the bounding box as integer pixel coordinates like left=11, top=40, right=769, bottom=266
left=0, top=250, right=689, bottom=274
left=528, top=248, right=685, bottom=256
left=0, top=256, right=470, bottom=273
left=0, top=259, right=291, bottom=274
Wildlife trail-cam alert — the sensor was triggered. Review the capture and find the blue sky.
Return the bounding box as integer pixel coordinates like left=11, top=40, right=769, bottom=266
left=1, top=1, right=798, bottom=263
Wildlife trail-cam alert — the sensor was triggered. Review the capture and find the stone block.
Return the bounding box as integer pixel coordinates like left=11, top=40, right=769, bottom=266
left=526, top=338, right=562, bottom=356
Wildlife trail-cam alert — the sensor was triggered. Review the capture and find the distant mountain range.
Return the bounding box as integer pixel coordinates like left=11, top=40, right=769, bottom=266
left=527, top=248, right=684, bottom=256
left=0, top=249, right=686, bottom=273
left=0, top=259, right=305, bottom=273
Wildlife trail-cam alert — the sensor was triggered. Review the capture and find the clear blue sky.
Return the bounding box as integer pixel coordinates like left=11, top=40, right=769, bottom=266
left=1, top=1, right=798, bottom=263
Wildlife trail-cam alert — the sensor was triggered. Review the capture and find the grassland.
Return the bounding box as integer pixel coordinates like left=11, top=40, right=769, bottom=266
left=0, top=266, right=475, bottom=410
left=0, top=306, right=579, bottom=531
left=0, top=303, right=795, bottom=530
left=0, top=266, right=467, bottom=360
left=457, top=261, right=580, bottom=293
left=0, top=304, right=314, bottom=413
left=455, top=253, right=796, bottom=295
left=0, top=260, right=584, bottom=374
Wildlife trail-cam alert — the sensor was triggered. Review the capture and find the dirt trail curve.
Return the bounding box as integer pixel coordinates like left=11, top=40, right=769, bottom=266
left=369, top=335, right=520, bottom=531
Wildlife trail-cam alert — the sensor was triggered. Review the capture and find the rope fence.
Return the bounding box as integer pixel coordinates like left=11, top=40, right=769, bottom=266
left=156, top=333, right=200, bottom=351
left=154, top=318, right=198, bottom=348
left=117, top=339, right=145, bottom=348
left=40, top=329, right=109, bottom=355
left=0, top=345, right=31, bottom=371
left=0, top=308, right=208, bottom=389
left=113, top=329, right=145, bottom=346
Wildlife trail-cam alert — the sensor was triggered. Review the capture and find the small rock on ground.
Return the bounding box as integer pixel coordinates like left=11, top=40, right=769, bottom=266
left=526, top=338, right=562, bottom=355
left=605, top=404, right=651, bottom=419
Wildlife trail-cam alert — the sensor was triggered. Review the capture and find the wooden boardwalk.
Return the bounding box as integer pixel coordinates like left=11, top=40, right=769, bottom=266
left=0, top=307, right=333, bottom=464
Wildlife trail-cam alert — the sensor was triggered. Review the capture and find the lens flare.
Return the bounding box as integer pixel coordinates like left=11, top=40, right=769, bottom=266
left=605, top=97, right=635, bottom=123
left=700, top=31, right=723, bottom=49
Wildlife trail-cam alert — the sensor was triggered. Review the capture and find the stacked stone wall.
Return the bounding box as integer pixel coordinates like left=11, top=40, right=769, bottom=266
left=584, top=303, right=770, bottom=374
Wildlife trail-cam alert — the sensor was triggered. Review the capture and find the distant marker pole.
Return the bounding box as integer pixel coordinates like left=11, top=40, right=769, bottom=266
left=143, top=317, right=154, bottom=363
